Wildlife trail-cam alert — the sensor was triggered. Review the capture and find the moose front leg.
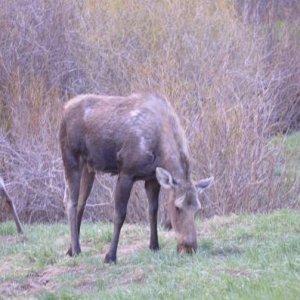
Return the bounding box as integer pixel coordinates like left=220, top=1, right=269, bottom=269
left=0, top=190, right=23, bottom=234
left=145, top=178, right=160, bottom=251
left=0, top=177, right=23, bottom=234
left=104, top=174, right=133, bottom=264
left=5, top=193, right=23, bottom=234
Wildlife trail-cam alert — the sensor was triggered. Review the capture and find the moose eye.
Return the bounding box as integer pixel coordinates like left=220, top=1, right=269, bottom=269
left=172, top=179, right=178, bottom=186
left=175, top=206, right=181, bottom=214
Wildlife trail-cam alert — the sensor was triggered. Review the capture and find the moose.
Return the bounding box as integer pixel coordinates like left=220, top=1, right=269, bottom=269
left=60, top=93, right=213, bottom=263
left=0, top=176, right=23, bottom=234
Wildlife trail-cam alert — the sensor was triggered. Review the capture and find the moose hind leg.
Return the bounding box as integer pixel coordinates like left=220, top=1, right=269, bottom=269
left=104, top=174, right=133, bottom=264
left=77, top=165, right=95, bottom=237
left=63, top=151, right=82, bottom=257
left=145, top=179, right=160, bottom=251
left=66, top=165, right=95, bottom=255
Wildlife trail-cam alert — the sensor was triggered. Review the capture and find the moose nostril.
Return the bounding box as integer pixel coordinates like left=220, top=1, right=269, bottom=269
left=177, top=242, right=197, bottom=255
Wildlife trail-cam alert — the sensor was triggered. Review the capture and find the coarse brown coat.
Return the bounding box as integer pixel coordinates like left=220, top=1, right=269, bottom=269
left=0, top=176, right=23, bottom=234
left=60, top=93, right=213, bottom=263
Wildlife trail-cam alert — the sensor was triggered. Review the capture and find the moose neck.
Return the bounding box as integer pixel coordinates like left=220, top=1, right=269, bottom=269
left=161, top=147, right=191, bottom=182
left=157, top=98, right=191, bottom=182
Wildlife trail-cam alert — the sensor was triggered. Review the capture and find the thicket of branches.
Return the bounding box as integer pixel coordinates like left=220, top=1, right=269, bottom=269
left=0, top=0, right=299, bottom=223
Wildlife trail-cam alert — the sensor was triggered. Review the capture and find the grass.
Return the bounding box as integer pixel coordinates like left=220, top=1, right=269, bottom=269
left=1, top=210, right=300, bottom=299
left=284, top=132, right=300, bottom=178
left=274, top=131, right=300, bottom=175
left=272, top=132, right=300, bottom=205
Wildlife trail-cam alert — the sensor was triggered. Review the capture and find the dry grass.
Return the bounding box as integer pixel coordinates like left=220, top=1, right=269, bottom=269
left=0, top=0, right=299, bottom=223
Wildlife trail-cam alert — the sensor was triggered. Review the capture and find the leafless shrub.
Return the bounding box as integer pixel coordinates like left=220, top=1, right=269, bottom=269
left=0, top=0, right=299, bottom=224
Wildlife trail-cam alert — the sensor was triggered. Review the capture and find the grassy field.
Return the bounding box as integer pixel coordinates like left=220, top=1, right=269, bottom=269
left=1, top=209, right=300, bottom=300
left=1, top=132, right=299, bottom=299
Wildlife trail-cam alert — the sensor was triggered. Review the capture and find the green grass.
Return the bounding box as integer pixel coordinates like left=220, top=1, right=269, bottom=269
left=1, top=210, right=300, bottom=299
left=273, top=131, right=300, bottom=175
left=282, top=132, right=300, bottom=152
left=273, top=132, right=300, bottom=205
left=285, top=132, right=300, bottom=179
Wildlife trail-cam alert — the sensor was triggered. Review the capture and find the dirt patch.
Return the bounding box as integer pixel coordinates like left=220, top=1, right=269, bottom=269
left=74, top=277, right=98, bottom=294
left=0, top=254, right=26, bottom=276
left=118, top=240, right=149, bottom=257
left=117, top=268, right=146, bottom=288
left=30, top=266, right=77, bottom=289
left=0, top=234, right=26, bottom=245
left=0, top=281, right=20, bottom=298
left=0, top=265, right=84, bottom=298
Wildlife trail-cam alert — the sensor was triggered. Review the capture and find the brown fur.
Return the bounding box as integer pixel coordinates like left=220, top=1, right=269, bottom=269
left=0, top=176, right=23, bottom=234
left=60, top=93, right=212, bottom=263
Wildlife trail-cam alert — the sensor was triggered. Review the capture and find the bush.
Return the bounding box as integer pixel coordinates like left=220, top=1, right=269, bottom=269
left=0, top=0, right=299, bottom=223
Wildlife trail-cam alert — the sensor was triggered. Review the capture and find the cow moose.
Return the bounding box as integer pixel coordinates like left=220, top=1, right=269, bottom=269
left=0, top=176, right=23, bottom=234
left=60, top=93, right=213, bottom=263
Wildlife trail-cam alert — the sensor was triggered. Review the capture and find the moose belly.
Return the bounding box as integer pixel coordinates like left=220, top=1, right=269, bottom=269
left=83, top=143, right=119, bottom=174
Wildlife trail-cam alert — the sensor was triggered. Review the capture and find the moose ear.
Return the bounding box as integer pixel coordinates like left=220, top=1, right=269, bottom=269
left=0, top=176, right=4, bottom=190
left=156, top=167, right=175, bottom=189
left=195, top=176, right=214, bottom=193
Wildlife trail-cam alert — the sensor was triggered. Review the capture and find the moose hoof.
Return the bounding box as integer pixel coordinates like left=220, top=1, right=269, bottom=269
left=66, top=246, right=81, bottom=257
left=149, top=244, right=160, bottom=251
left=162, top=220, right=172, bottom=231
left=17, top=227, right=24, bottom=235
left=104, top=253, right=117, bottom=264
